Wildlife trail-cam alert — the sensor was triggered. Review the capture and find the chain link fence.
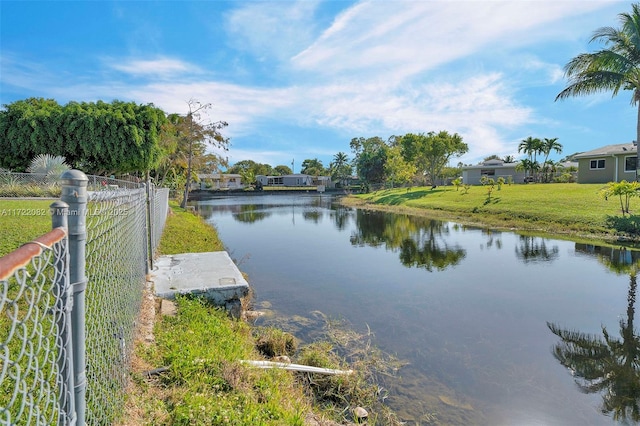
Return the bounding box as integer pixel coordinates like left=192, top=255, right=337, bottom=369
left=0, top=171, right=144, bottom=198
left=0, top=170, right=169, bottom=425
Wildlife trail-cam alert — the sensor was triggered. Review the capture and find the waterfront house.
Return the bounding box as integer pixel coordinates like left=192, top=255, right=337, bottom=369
left=462, top=159, right=527, bottom=185
left=573, top=142, right=637, bottom=183
left=256, top=174, right=314, bottom=187
left=197, top=173, right=244, bottom=190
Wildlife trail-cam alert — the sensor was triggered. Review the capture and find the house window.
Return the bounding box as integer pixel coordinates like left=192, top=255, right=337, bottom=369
left=589, top=159, right=605, bottom=170
left=625, top=156, right=637, bottom=172
left=480, top=169, right=495, bottom=176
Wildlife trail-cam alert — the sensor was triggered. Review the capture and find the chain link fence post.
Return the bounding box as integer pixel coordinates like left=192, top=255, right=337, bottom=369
left=145, top=181, right=152, bottom=274
left=51, top=200, right=77, bottom=426
left=60, top=170, right=88, bottom=426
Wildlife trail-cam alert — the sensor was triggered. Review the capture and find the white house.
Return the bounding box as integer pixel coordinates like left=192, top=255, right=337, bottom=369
left=197, top=173, right=244, bottom=190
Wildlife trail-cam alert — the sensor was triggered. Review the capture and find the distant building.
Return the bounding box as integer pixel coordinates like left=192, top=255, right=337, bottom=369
left=256, top=174, right=314, bottom=186
left=197, top=173, right=244, bottom=190
left=573, top=142, right=637, bottom=183
left=462, top=159, right=526, bottom=185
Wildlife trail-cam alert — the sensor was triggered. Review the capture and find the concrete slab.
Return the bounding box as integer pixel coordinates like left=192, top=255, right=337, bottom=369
left=153, top=251, right=249, bottom=307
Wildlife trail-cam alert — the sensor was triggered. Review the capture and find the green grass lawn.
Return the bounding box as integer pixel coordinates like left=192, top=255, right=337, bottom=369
left=0, top=199, right=55, bottom=256
left=348, top=182, right=631, bottom=242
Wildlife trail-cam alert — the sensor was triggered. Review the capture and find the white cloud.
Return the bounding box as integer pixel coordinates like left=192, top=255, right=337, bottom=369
left=292, top=0, right=614, bottom=79
left=224, top=0, right=321, bottom=61
left=108, top=57, right=201, bottom=77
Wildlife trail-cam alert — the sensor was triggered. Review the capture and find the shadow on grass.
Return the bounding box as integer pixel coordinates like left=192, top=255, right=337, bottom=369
left=374, top=189, right=438, bottom=205
left=483, top=196, right=501, bottom=206
left=605, top=214, right=640, bottom=235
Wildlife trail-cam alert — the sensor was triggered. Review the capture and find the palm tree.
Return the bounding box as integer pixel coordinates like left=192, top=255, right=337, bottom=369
left=518, top=137, right=542, bottom=180
left=556, top=3, right=640, bottom=181
left=541, top=138, right=563, bottom=182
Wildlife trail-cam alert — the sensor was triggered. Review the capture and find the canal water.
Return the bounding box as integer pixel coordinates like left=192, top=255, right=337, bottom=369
left=194, top=194, right=639, bottom=425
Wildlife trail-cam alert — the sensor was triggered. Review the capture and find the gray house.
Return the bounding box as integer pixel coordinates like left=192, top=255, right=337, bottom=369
left=573, top=142, right=637, bottom=183
left=462, top=159, right=526, bottom=185
left=256, top=174, right=314, bottom=186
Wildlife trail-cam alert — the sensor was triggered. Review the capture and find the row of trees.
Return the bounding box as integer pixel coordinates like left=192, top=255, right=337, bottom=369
left=349, top=131, right=468, bottom=190
left=517, top=136, right=564, bottom=182
left=0, top=98, right=168, bottom=175
left=0, top=97, right=230, bottom=206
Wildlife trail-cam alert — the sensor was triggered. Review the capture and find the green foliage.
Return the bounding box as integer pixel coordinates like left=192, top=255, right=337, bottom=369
left=273, top=165, right=292, bottom=176
left=329, top=152, right=352, bottom=188
left=350, top=136, right=389, bottom=188
left=384, top=145, right=415, bottom=188
left=300, top=158, right=326, bottom=176
left=601, top=180, right=640, bottom=216
left=556, top=3, right=640, bottom=159
left=0, top=98, right=167, bottom=175
left=398, top=131, right=468, bottom=185
left=452, top=177, right=462, bottom=191
left=27, top=154, right=70, bottom=183
left=254, top=327, right=297, bottom=357
left=152, top=297, right=308, bottom=425
left=227, top=160, right=274, bottom=180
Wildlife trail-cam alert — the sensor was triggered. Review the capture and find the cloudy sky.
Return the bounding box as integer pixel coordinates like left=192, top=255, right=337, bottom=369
left=1, top=0, right=635, bottom=170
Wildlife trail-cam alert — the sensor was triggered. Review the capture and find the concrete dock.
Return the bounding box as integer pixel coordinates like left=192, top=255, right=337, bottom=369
left=153, top=251, right=249, bottom=313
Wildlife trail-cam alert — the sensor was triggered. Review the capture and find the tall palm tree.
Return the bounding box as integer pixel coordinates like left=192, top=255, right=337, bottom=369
left=556, top=3, right=640, bottom=181
left=541, top=138, right=563, bottom=182
left=518, top=137, right=542, bottom=180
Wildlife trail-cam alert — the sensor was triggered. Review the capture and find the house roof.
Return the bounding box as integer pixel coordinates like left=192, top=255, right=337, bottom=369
left=462, top=162, right=519, bottom=170
left=573, top=143, right=637, bottom=159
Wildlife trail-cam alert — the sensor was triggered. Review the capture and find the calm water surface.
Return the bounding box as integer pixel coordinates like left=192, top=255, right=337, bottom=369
left=194, top=194, right=640, bottom=425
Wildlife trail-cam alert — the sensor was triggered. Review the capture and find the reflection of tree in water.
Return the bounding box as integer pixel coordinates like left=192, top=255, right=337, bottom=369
left=232, top=204, right=271, bottom=223
left=329, top=204, right=354, bottom=231
left=514, top=235, right=559, bottom=263
left=350, top=210, right=465, bottom=271
left=548, top=246, right=640, bottom=423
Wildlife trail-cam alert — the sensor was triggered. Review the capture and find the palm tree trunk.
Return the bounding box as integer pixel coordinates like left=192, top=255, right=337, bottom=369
left=637, top=101, right=640, bottom=182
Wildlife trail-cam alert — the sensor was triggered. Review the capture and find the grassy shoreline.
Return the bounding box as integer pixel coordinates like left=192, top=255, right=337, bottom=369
left=342, top=183, right=640, bottom=247
left=124, top=203, right=402, bottom=425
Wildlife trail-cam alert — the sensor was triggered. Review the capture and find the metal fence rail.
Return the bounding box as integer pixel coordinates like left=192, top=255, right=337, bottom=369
left=0, top=170, right=169, bottom=425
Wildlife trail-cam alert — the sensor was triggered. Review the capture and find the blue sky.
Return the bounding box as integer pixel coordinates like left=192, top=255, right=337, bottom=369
left=1, top=0, right=636, bottom=171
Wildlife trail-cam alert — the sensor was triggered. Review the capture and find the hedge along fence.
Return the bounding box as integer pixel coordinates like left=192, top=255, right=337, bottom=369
left=0, top=170, right=169, bottom=425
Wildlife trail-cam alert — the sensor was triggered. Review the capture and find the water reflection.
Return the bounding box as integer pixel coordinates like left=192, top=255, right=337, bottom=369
left=549, top=246, right=640, bottom=423
left=233, top=204, right=271, bottom=223
left=194, top=195, right=640, bottom=423
left=350, top=210, right=466, bottom=271
left=515, top=235, right=559, bottom=263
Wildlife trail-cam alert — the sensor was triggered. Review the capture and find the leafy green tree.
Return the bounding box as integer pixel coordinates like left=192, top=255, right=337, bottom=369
left=273, top=165, right=292, bottom=175
left=399, top=131, right=468, bottom=186
left=602, top=180, right=640, bottom=215
left=0, top=98, right=167, bottom=175
left=180, top=99, right=229, bottom=208
left=556, top=3, right=640, bottom=181
left=300, top=158, right=326, bottom=176
left=227, top=160, right=274, bottom=179
left=503, top=155, right=516, bottom=163
left=350, top=136, right=389, bottom=191
left=384, top=145, right=416, bottom=188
